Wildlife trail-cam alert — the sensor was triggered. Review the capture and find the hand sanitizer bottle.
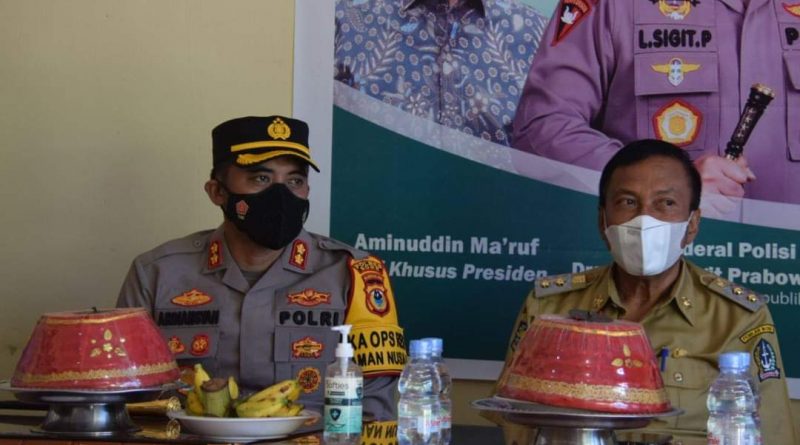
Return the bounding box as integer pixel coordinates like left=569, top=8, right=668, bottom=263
left=323, top=324, right=363, bottom=445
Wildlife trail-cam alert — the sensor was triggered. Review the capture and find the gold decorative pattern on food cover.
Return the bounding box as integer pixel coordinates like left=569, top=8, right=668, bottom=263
left=536, top=319, right=642, bottom=337
left=505, top=374, right=668, bottom=405
left=14, top=361, right=177, bottom=384
left=611, top=344, right=643, bottom=369
left=89, top=329, right=128, bottom=359
left=43, top=310, right=144, bottom=325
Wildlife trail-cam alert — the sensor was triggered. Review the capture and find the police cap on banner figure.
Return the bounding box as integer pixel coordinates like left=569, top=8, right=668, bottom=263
left=116, top=116, right=407, bottom=435
left=510, top=0, right=800, bottom=208
left=497, top=140, right=796, bottom=445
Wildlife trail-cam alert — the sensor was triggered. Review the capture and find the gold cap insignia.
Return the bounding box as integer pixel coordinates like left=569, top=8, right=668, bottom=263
left=267, top=117, right=291, bottom=140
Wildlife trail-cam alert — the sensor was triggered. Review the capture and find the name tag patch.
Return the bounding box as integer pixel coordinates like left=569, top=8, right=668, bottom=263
left=157, top=310, right=220, bottom=327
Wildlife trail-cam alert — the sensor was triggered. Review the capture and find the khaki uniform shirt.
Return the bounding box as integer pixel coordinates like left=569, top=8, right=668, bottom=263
left=117, top=227, right=407, bottom=420
left=499, top=260, right=796, bottom=445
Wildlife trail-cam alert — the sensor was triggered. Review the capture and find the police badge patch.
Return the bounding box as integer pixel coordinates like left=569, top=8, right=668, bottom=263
left=754, top=338, right=781, bottom=381
left=552, top=0, right=597, bottom=46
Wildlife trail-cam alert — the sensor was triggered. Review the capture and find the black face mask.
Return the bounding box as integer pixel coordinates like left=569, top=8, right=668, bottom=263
left=222, top=183, right=309, bottom=250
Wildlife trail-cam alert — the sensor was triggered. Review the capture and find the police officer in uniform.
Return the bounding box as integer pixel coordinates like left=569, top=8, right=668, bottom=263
left=498, top=140, right=796, bottom=445
left=117, top=116, right=407, bottom=427
left=511, top=0, right=800, bottom=206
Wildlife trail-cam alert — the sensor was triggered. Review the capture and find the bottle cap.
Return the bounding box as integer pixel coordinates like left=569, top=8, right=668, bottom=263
left=331, top=325, right=354, bottom=358
left=719, top=351, right=750, bottom=371
left=409, top=339, right=433, bottom=357
left=422, top=337, right=443, bottom=355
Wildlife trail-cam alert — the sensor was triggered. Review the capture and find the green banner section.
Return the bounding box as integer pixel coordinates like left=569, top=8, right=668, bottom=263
left=331, top=106, right=800, bottom=377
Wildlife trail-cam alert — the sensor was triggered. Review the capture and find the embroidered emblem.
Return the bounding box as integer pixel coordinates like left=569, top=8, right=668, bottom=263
left=287, top=288, right=331, bottom=307
left=289, top=240, right=308, bottom=269
left=783, top=2, right=800, bottom=18
left=552, top=0, right=596, bottom=45
left=292, top=336, right=325, bottom=359
left=208, top=240, right=222, bottom=269
left=739, top=324, right=775, bottom=343
left=167, top=336, right=186, bottom=354
left=651, top=58, right=701, bottom=86
left=653, top=99, right=702, bottom=146
left=297, top=367, right=321, bottom=393
left=267, top=117, right=291, bottom=140
left=235, top=200, right=249, bottom=220
left=190, top=334, right=210, bottom=356
left=351, top=258, right=391, bottom=316
left=754, top=338, right=781, bottom=381
left=171, top=289, right=213, bottom=307
left=650, top=0, right=700, bottom=21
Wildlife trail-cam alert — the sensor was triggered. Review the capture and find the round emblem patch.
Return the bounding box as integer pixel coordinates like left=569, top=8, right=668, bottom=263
left=653, top=100, right=702, bottom=146
left=190, top=334, right=210, bottom=356
left=297, top=367, right=321, bottom=393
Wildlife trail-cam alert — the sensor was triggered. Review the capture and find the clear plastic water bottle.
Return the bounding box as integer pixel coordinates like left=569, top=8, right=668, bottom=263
left=707, top=352, right=761, bottom=445
left=398, top=339, right=441, bottom=445
left=424, top=337, right=452, bottom=445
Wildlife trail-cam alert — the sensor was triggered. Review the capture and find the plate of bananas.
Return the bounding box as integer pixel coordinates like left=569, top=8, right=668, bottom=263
left=169, top=365, right=320, bottom=441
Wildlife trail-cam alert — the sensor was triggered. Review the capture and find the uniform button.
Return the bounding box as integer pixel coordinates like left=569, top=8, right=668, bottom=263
left=681, top=299, right=692, bottom=308
left=733, top=287, right=743, bottom=295
left=193, top=240, right=202, bottom=247
left=715, top=279, right=726, bottom=287
left=747, top=294, right=758, bottom=303
left=540, top=279, right=550, bottom=288
left=555, top=277, right=566, bottom=287
left=674, top=372, right=684, bottom=383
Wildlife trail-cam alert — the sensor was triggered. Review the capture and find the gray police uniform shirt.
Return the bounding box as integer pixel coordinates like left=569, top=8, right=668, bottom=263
left=116, top=226, right=403, bottom=420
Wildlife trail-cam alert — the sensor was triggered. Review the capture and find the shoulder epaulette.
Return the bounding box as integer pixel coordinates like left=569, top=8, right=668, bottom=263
left=136, top=230, right=212, bottom=266
left=534, top=268, right=602, bottom=299
left=313, top=233, right=369, bottom=260
left=701, top=273, right=764, bottom=312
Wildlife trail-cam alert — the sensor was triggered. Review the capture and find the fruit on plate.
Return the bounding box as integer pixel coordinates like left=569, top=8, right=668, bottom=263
left=184, top=364, right=303, bottom=418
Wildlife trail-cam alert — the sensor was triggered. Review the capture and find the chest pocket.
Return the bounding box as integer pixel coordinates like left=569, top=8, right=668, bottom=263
left=153, top=302, right=221, bottom=375
left=274, top=286, right=346, bottom=403
left=661, top=356, right=716, bottom=432
left=633, top=52, right=719, bottom=154
left=784, top=53, right=800, bottom=161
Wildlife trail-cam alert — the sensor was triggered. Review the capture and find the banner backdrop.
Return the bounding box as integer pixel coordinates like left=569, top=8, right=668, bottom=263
left=327, top=0, right=800, bottom=394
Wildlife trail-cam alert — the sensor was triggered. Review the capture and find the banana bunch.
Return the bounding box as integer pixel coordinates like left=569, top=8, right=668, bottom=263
left=184, top=364, right=303, bottom=418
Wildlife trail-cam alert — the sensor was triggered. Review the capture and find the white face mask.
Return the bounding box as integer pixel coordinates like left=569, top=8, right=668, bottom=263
left=603, top=213, right=691, bottom=276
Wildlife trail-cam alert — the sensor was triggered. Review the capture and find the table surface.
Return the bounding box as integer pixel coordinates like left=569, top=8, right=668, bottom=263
left=0, top=412, right=505, bottom=445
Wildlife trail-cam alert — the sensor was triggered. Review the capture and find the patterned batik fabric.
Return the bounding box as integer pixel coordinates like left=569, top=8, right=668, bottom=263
left=334, top=0, right=548, bottom=146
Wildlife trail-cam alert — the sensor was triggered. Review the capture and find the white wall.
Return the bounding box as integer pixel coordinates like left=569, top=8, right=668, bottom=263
left=0, top=0, right=295, bottom=377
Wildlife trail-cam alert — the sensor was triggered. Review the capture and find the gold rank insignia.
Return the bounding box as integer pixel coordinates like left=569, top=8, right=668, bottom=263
left=208, top=240, right=222, bottom=269
left=784, top=2, right=800, bottom=18
left=289, top=240, right=308, bottom=270
left=267, top=117, right=291, bottom=140
left=653, top=100, right=702, bottom=146
left=287, top=288, right=331, bottom=307
left=297, top=367, right=321, bottom=393
left=652, top=0, right=698, bottom=21
left=167, top=336, right=186, bottom=354
left=651, top=58, right=701, bottom=87
left=171, top=289, right=213, bottom=307
left=292, top=336, right=324, bottom=359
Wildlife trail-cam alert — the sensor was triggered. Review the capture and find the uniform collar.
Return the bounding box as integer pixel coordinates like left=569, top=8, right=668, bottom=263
left=602, top=261, right=696, bottom=326
left=402, top=0, right=487, bottom=17
left=717, top=0, right=769, bottom=14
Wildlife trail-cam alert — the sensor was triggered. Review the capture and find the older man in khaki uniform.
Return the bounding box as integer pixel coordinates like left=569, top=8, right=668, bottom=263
left=499, top=140, right=796, bottom=445
left=117, top=116, right=406, bottom=434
